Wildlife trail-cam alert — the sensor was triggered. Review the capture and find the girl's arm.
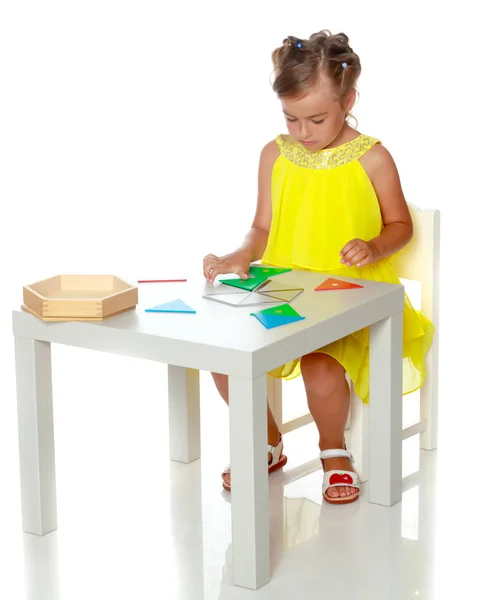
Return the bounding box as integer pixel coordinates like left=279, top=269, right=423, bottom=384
left=368, top=145, right=413, bottom=258
left=341, top=145, right=413, bottom=267
left=238, top=139, right=279, bottom=259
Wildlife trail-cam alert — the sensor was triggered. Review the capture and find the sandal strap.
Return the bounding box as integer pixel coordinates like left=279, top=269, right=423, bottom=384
left=268, top=435, right=283, bottom=467
left=322, top=469, right=360, bottom=494
left=320, top=448, right=354, bottom=462
left=223, top=435, right=284, bottom=478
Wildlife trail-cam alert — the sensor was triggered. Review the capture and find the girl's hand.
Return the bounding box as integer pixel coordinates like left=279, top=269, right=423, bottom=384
left=340, top=239, right=380, bottom=267
left=203, top=250, right=252, bottom=283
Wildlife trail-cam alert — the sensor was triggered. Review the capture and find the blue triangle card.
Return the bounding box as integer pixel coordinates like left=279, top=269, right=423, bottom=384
left=145, top=299, right=196, bottom=314
left=251, top=304, right=305, bottom=329
left=252, top=312, right=305, bottom=329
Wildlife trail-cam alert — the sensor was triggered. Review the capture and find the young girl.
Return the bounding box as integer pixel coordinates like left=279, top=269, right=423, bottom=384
left=203, top=30, right=434, bottom=504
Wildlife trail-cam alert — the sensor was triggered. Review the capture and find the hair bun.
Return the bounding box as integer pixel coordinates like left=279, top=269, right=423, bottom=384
left=284, top=35, right=303, bottom=47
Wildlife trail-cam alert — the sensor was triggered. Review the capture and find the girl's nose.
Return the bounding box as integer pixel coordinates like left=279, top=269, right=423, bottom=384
left=299, top=124, right=312, bottom=140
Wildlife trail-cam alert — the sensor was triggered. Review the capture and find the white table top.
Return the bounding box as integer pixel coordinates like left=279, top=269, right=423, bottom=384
left=12, top=270, right=404, bottom=378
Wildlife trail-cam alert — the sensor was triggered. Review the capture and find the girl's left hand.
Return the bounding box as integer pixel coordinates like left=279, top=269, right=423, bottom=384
left=340, top=239, right=379, bottom=267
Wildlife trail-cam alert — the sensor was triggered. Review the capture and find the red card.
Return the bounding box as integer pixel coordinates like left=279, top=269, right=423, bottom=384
left=315, top=277, right=363, bottom=291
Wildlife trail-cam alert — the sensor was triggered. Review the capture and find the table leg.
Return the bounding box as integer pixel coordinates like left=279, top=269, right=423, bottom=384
left=350, top=385, right=370, bottom=483
left=167, top=366, right=200, bottom=463
left=369, top=312, right=403, bottom=506
left=14, top=337, right=57, bottom=535
left=228, top=374, right=270, bottom=590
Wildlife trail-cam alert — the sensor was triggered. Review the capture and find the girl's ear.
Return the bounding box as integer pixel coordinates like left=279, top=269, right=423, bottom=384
left=345, top=89, right=357, bottom=114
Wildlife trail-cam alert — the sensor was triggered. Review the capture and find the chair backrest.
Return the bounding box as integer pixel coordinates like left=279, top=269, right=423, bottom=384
left=391, top=204, right=440, bottom=324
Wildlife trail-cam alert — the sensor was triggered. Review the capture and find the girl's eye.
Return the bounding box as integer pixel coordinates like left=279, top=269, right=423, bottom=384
left=286, top=117, right=325, bottom=124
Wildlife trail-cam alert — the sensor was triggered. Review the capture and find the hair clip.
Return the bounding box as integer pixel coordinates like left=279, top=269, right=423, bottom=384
left=295, top=41, right=303, bottom=48
left=341, top=62, right=348, bottom=68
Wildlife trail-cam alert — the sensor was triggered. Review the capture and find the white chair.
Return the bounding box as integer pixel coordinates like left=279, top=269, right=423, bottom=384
left=268, top=204, right=440, bottom=484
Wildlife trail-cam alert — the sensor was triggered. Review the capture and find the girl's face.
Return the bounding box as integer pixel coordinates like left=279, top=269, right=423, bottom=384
left=280, top=77, right=355, bottom=152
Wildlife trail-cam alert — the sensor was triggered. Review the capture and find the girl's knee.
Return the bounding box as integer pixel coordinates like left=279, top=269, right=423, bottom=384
left=301, top=353, right=345, bottom=395
left=212, top=372, right=227, bottom=388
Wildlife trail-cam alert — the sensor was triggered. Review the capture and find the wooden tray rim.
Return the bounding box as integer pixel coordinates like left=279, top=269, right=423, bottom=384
left=23, top=275, right=138, bottom=302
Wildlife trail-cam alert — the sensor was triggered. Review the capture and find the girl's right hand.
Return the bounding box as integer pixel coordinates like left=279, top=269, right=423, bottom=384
left=203, top=250, right=252, bottom=283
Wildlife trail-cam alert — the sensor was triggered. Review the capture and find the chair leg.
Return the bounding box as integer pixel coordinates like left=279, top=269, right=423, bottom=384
left=420, top=208, right=440, bottom=450
left=267, top=375, right=283, bottom=430
left=420, top=341, right=439, bottom=450
left=345, top=375, right=352, bottom=431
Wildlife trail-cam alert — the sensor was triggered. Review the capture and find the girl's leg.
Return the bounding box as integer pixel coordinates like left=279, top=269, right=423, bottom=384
left=301, top=353, right=358, bottom=500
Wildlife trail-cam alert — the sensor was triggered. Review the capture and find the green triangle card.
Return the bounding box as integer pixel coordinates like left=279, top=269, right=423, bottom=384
left=256, top=303, right=302, bottom=317
left=248, top=266, right=292, bottom=278
left=219, top=274, right=269, bottom=291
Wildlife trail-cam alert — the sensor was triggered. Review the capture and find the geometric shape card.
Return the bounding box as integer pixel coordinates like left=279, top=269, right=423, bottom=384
left=202, top=292, right=251, bottom=306
left=218, top=275, right=270, bottom=292
left=251, top=312, right=305, bottom=329
left=254, top=278, right=294, bottom=292
left=234, top=292, right=284, bottom=307
left=248, top=266, right=292, bottom=278
left=145, top=299, right=196, bottom=313
left=203, top=280, right=304, bottom=307
left=203, top=291, right=283, bottom=307
left=315, top=277, right=363, bottom=291
left=259, top=288, right=303, bottom=303
left=256, top=303, right=304, bottom=318
left=204, top=284, right=247, bottom=295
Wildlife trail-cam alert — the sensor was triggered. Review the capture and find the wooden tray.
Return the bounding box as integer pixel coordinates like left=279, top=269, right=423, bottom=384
left=22, top=275, right=138, bottom=321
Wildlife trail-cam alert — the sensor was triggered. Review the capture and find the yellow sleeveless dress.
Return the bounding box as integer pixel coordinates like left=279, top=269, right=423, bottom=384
left=262, top=133, right=434, bottom=403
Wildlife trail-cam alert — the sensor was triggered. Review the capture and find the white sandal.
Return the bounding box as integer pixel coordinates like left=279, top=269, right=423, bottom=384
left=320, top=448, right=360, bottom=505
left=222, top=434, right=288, bottom=491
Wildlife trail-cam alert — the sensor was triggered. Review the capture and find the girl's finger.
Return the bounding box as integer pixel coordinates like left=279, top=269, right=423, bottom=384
left=340, top=239, right=359, bottom=256
left=341, top=245, right=360, bottom=264
left=209, top=261, right=232, bottom=282
left=233, top=266, right=249, bottom=280
left=204, top=259, right=218, bottom=280
left=203, top=256, right=213, bottom=268
left=353, top=251, right=369, bottom=266
left=203, top=261, right=212, bottom=279
left=344, top=248, right=363, bottom=266
left=208, top=268, right=220, bottom=283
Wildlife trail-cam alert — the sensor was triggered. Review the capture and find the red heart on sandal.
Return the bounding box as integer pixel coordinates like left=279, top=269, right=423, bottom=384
left=330, top=473, right=353, bottom=485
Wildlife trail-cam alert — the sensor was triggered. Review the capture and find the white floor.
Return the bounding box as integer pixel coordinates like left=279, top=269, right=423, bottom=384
left=1, top=339, right=475, bottom=600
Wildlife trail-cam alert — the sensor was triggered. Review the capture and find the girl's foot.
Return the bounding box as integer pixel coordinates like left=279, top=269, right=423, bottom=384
left=320, top=448, right=360, bottom=504
left=222, top=433, right=287, bottom=491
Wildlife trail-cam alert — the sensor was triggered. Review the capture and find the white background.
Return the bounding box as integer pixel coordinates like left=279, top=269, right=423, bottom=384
left=0, top=1, right=477, bottom=598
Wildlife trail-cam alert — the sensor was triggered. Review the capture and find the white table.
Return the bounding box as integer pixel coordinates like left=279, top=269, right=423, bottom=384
left=12, top=270, right=404, bottom=590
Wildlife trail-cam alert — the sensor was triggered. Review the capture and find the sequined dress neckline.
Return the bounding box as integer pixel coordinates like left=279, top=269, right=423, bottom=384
left=276, top=133, right=380, bottom=170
